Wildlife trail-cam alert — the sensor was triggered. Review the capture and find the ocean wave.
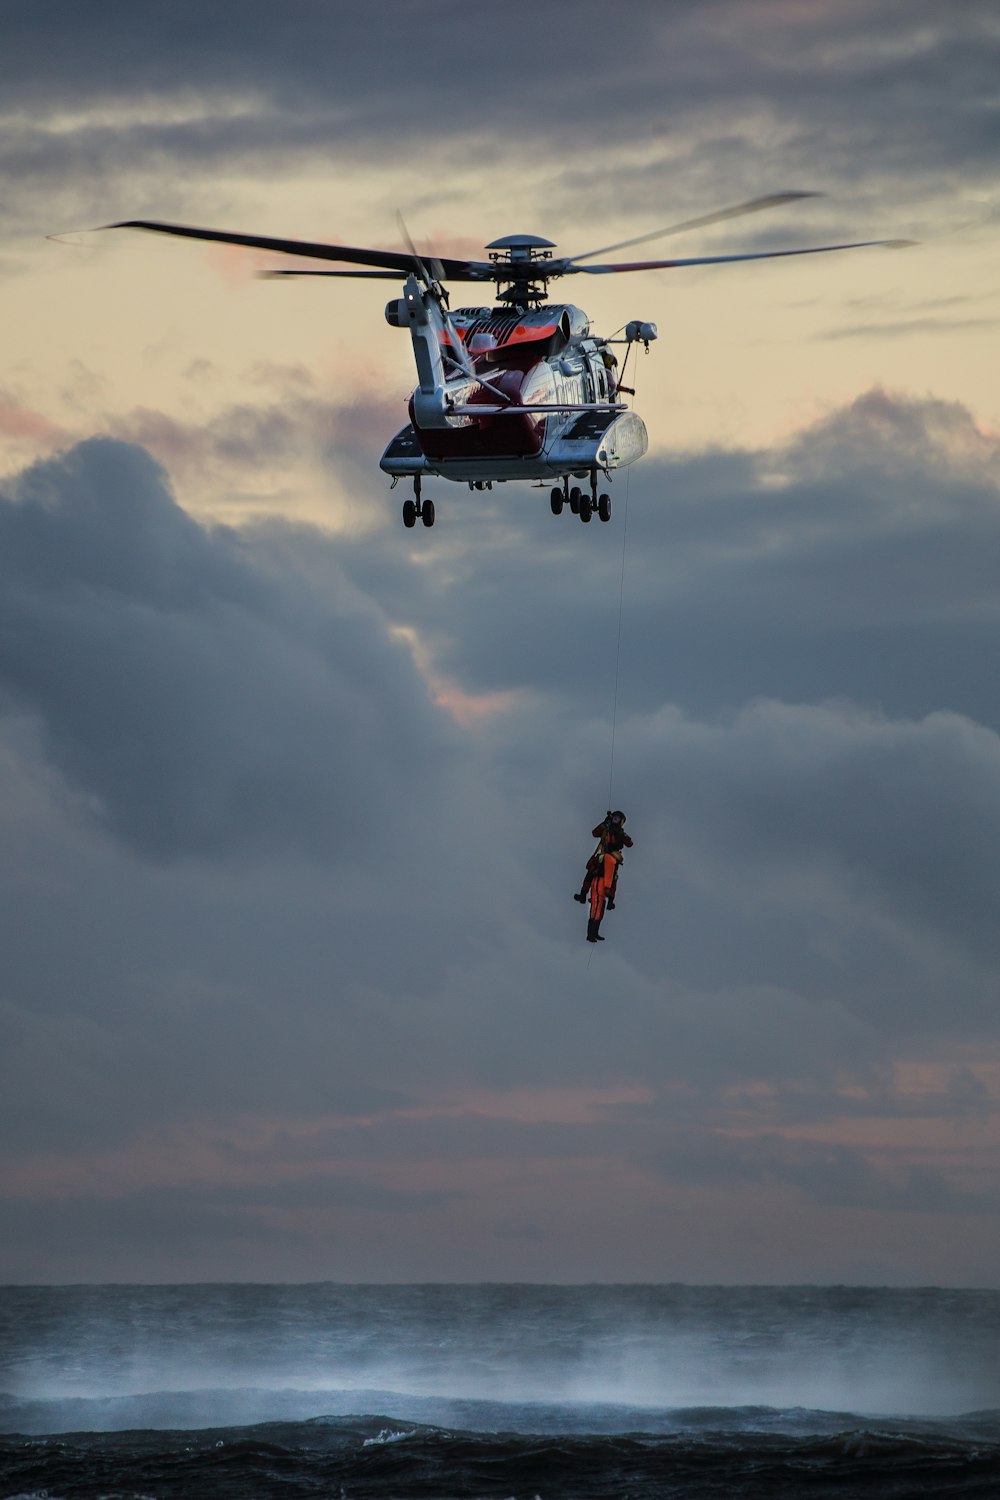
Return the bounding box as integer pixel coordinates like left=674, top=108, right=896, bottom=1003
left=3, top=1410, right=1000, bottom=1500
left=4, top=1387, right=1000, bottom=1440
left=362, top=1426, right=417, bottom=1446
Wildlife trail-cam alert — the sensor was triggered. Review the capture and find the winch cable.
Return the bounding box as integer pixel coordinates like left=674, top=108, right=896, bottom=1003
left=588, top=365, right=636, bottom=971
left=607, top=358, right=637, bottom=811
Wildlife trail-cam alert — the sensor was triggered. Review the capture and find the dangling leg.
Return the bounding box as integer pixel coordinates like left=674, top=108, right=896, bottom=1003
left=607, top=857, right=621, bottom=910
left=589, top=864, right=604, bottom=922
left=588, top=856, right=609, bottom=940
left=575, top=854, right=598, bottom=903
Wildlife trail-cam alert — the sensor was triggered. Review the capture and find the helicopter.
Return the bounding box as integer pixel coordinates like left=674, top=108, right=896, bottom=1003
left=107, top=194, right=908, bottom=529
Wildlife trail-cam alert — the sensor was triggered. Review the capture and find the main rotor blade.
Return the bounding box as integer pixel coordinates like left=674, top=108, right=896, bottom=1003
left=564, top=192, right=822, bottom=265
left=263, top=266, right=493, bottom=284
left=572, top=238, right=915, bottom=274
left=262, top=268, right=405, bottom=279
left=104, top=219, right=490, bottom=279
left=397, top=211, right=477, bottom=378
left=396, top=210, right=432, bottom=284
left=395, top=213, right=447, bottom=287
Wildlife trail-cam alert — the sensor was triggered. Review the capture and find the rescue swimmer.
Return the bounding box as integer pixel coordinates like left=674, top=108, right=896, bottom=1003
left=575, top=810, right=633, bottom=942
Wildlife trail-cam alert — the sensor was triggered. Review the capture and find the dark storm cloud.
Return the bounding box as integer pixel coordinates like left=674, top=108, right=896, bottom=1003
left=111, top=382, right=402, bottom=490
left=397, top=938, right=889, bottom=1096
left=2, top=1, right=997, bottom=243
left=623, top=700, right=1000, bottom=967
left=4, top=389, right=998, bottom=1030
left=648, top=1129, right=998, bottom=1215
left=343, top=389, right=1000, bottom=729
left=206, top=1173, right=463, bottom=1212
left=4, top=1172, right=458, bottom=1220
left=0, top=437, right=449, bottom=858
left=210, top=1070, right=972, bottom=1176
left=3, top=384, right=1000, bottom=1278
left=0, top=0, right=666, bottom=112
left=324, top=388, right=1000, bottom=1017
left=0, top=1174, right=460, bottom=1281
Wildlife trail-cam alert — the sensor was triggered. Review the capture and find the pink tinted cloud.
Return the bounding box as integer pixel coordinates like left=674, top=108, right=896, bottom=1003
left=0, top=393, right=66, bottom=445
left=431, top=681, right=520, bottom=728
left=205, top=241, right=290, bottom=285
left=389, top=625, right=520, bottom=728
left=0, top=1083, right=651, bottom=1202
left=204, top=224, right=410, bottom=286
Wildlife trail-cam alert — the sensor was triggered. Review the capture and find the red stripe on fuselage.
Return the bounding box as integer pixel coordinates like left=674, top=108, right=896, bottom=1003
left=412, top=362, right=550, bottom=460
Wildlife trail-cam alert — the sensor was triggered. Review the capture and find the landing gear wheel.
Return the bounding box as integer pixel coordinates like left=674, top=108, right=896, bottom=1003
left=569, top=487, right=582, bottom=515
left=550, top=487, right=564, bottom=516
left=598, top=493, right=612, bottom=523
left=421, top=499, right=435, bottom=528
left=579, top=495, right=593, bottom=523
left=402, top=499, right=417, bottom=528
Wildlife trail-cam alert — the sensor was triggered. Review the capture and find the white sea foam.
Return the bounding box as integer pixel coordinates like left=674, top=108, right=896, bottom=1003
left=4, top=1284, right=999, bottom=1432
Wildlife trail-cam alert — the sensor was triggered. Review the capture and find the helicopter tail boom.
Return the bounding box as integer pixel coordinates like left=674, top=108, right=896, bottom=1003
left=393, top=274, right=486, bottom=429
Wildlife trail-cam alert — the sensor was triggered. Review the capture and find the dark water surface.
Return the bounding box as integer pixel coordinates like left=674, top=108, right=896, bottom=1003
left=3, top=1283, right=1000, bottom=1497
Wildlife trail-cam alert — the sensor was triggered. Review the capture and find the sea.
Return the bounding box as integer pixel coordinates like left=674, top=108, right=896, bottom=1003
left=2, top=1283, right=1000, bottom=1498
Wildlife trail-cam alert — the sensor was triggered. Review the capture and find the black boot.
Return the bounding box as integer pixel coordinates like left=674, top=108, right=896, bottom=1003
left=587, top=918, right=604, bottom=943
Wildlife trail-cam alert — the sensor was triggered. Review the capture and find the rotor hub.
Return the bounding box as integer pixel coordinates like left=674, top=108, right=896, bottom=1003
left=482, top=236, right=559, bottom=306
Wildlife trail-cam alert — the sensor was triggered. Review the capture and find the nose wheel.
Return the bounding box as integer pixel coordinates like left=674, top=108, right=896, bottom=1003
left=402, top=479, right=435, bottom=528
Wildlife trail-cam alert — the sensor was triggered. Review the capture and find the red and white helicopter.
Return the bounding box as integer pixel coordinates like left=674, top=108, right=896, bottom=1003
left=109, top=194, right=907, bottom=529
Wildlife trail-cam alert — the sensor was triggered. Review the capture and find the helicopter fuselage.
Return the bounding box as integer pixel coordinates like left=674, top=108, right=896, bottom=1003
left=380, top=298, right=649, bottom=486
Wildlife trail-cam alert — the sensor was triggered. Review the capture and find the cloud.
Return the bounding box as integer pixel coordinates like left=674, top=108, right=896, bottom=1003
left=0, top=438, right=450, bottom=858
left=649, top=1128, right=998, bottom=1214
left=110, top=384, right=403, bottom=499
left=0, top=1171, right=462, bottom=1284
left=337, top=389, right=1000, bottom=719
left=1, top=0, right=999, bottom=1291
left=3, top=390, right=999, bottom=1005
left=2, top=1, right=997, bottom=247
left=329, top=389, right=1000, bottom=1041
left=821, top=316, right=1000, bottom=341
left=0, top=390, right=67, bottom=445
left=2, top=382, right=1000, bottom=1279
left=625, top=699, right=1000, bottom=967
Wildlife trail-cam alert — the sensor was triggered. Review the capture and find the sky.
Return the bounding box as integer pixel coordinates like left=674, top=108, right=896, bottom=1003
left=1, top=0, right=1000, bottom=1286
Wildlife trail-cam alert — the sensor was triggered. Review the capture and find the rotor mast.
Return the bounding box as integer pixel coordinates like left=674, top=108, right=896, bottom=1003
left=485, top=233, right=557, bottom=308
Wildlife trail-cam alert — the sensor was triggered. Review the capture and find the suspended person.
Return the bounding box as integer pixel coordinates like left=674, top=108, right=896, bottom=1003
left=574, top=811, right=633, bottom=941
left=575, top=811, right=633, bottom=906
